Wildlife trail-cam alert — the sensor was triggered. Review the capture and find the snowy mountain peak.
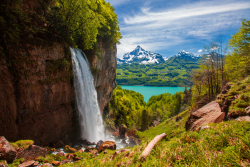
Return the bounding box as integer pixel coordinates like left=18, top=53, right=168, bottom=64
left=174, top=50, right=201, bottom=62
left=117, top=46, right=165, bottom=64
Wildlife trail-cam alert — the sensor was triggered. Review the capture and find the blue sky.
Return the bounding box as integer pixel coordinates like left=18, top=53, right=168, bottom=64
left=106, top=0, right=250, bottom=58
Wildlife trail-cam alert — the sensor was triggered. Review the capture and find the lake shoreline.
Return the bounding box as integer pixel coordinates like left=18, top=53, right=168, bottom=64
left=120, top=86, right=188, bottom=103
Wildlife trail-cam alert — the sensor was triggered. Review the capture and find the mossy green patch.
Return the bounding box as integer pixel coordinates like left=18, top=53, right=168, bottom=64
left=10, top=140, right=34, bottom=150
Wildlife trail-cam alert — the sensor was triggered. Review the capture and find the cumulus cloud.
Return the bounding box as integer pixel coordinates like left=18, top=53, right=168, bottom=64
left=198, top=49, right=203, bottom=53
left=117, top=0, right=250, bottom=57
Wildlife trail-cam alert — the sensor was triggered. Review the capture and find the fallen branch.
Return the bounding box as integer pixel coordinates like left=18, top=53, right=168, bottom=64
left=140, top=133, right=166, bottom=159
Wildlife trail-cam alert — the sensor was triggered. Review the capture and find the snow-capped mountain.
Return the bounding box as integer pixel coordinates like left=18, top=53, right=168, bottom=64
left=117, top=45, right=165, bottom=64
left=174, top=50, right=201, bottom=62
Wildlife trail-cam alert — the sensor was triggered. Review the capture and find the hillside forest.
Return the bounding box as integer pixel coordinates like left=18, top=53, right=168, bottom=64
left=116, top=57, right=199, bottom=86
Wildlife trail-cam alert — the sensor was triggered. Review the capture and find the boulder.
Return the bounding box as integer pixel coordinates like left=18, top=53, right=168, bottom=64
left=18, top=160, right=35, bottom=167
left=111, top=132, right=119, bottom=137
left=60, top=159, right=71, bottom=165
left=0, top=136, right=17, bottom=163
left=127, top=129, right=137, bottom=137
left=56, top=152, right=65, bottom=157
left=16, top=145, right=47, bottom=161
left=185, top=101, right=225, bottom=131
left=66, top=153, right=74, bottom=160
left=33, top=161, right=39, bottom=166
left=95, top=140, right=104, bottom=150
left=98, top=141, right=116, bottom=153
left=119, top=124, right=127, bottom=138
left=0, top=160, right=9, bottom=167
left=52, top=161, right=60, bottom=166
left=236, top=116, right=250, bottom=122
left=64, top=145, right=76, bottom=153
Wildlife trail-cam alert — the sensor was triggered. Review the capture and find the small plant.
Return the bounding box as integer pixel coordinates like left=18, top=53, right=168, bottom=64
left=11, top=140, right=34, bottom=150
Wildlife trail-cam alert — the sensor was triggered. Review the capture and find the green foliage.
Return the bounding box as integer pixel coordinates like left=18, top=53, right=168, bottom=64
left=47, top=0, right=121, bottom=50
left=62, top=110, right=250, bottom=166
left=107, top=86, right=191, bottom=130
left=116, top=56, right=198, bottom=87
left=225, top=19, right=250, bottom=80
left=10, top=140, right=34, bottom=150
left=217, top=77, right=250, bottom=118
left=9, top=158, right=25, bottom=167
left=107, top=86, right=146, bottom=129
left=1, top=0, right=121, bottom=62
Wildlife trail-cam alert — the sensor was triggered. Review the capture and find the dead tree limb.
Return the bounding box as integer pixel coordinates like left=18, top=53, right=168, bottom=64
left=140, top=133, right=166, bottom=159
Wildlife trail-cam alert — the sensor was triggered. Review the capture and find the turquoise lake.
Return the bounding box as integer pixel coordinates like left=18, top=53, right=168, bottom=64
left=120, top=86, right=187, bottom=103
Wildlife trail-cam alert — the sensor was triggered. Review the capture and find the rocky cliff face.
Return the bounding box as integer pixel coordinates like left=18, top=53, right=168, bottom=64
left=0, top=44, right=74, bottom=145
left=0, top=42, right=117, bottom=145
left=89, top=42, right=117, bottom=113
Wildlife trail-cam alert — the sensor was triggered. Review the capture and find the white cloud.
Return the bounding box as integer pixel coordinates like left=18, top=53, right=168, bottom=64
left=106, top=0, right=131, bottom=6
left=117, top=0, right=250, bottom=57
left=198, top=49, right=203, bottom=53
left=124, top=3, right=250, bottom=25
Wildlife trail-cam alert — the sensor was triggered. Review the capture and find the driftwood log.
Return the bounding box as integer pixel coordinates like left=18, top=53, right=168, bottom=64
left=140, top=133, right=166, bottom=159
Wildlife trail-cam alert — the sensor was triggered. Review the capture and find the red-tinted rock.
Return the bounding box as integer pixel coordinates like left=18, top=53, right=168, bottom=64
left=127, top=129, right=137, bottom=137
left=64, top=145, right=76, bottom=153
left=78, top=149, right=84, bottom=153
left=56, top=152, right=65, bottom=157
left=120, top=149, right=130, bottom=153
left=84, top=146, right=96, bottom=153
left=98, top=141, right=116, bottom=153
left=0, top=160, right=9, bottom=167
left=185, top=101, right=225, bottom=131
left=0, top=136, right=17, bottom=163
left=40, top=163, right=53, bottom=167
left=66, top=153, right=74, bottom=160
left=18, top=160, right=35, bottom=167
left=96, top=140, right=104, bottom=150
left=60, top=159, right=71, bottom=165
left=236, top=116, right=250, bottom=122
left=32, top=161, right=39, bottom=166
left=16, top=145, right=47, bottom=160
left=112, top=132, right=119, bottom=137
left=119, top=124, right=127, bottom=138
left=52, top=161, right=60, bottom=166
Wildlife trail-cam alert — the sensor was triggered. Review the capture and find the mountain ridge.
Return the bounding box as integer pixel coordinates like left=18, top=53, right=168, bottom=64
left=118, top=46, right=201, bottom=64
left=117, top=45, right=165, bottom=64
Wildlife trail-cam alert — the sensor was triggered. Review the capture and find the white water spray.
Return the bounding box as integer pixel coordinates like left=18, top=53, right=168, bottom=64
left=70, top=48, right=105, bottom=143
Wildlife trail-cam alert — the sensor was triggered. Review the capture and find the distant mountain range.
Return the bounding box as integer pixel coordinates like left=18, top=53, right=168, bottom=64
left=117, top=45, right=165, bottom=64
left=117, top=46, right=201, bottom=64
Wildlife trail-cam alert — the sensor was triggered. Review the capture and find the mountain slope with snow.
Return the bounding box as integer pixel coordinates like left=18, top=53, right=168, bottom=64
left=117, top=45, right=165, bottom=64
left=174, top=50, right=201, bottom=62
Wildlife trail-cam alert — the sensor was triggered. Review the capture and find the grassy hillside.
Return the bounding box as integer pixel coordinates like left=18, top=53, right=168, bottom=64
left=116, top=56, right=200, bottom=87
left=59, top=109, right=250, bottom=167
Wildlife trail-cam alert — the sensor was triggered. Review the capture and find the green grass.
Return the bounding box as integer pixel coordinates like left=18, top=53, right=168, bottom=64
left=60, top=109, right=250, bottom=167
left=217, top=77, right=250, bottom=118
left=10, top=140, right=34, bottom=150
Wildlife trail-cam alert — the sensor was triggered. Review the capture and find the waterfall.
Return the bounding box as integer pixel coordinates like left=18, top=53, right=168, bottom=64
left=70, top=48, right=105, bottom=143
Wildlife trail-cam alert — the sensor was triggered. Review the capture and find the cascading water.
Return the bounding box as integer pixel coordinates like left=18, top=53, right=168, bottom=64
left=70, top=48, right=105, bottom=143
